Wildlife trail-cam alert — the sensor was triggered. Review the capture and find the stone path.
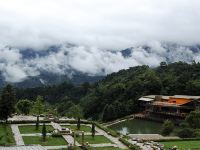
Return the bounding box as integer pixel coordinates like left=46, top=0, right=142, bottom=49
left=44, top=145, right=67, bottom=149
left=51, top=122, right=62, bottom=131
left=95, top=126, right=127, bottom=149
left=11, top=124, right=25, bottom=146
left=129, top=134, right=179, bottom=140
left=62, top=135, right=81, bottom=146
left=51, top=122, right=81, bottom=146
left=84, top=132, right=102, bottom=135
left=21, top=133, right=51, bottom=136
left=90, top=143, right=118, bottom=147
left=0, top=145, right=46, bottom=150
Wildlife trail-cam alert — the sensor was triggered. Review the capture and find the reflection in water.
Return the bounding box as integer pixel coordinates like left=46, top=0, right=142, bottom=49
left=121, top=127, right=128, bottom=135
left=110, top=119, right=163, bottom=134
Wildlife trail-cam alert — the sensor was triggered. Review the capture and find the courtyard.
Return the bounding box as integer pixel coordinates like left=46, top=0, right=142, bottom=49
left=5, top=121, right=127, bottom=150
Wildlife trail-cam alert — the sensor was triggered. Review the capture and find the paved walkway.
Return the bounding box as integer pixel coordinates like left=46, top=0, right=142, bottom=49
left=129, top=134, right=179, bottom=140
left=51, top=122, right=62, bottom=131
left=11, top=124, right=25, bottom=146
left=62, top=135, right=81, bottom=146
left=21, top=133, right=51, bottom=136
left=0, top=145, right=46, bottom=150
left=90, top=143, right=117, bottom=147
left=44, top=145, right=67, bottom=149
left=95, top=127, right=127, bottom=149
left=51, top=122, right=81, bottom=146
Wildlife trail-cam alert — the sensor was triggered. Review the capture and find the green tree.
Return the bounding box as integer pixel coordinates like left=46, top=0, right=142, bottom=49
left=102, top=104, right=116, bottom=121
left=91, top=123, right=95, bottom=138
left=186, top=80, right=200, bottom=95
left=0, top=84, right=16, bottom=122
left=16, top=99, right=32, bottom=115
left=36, top=116, right=39, bottom=131
left=77, top=117, right=81, bottom=130
left=185, top=111, right=200, bottom=129
left=57, top=101, right=74, bottom=116
left=161, top=120, right=174, bottom=136
left=67, top=105, right=83, bottom=118
left=32, top=96, right=45, bottom=115
left=42, top=123, right=46, bottom=142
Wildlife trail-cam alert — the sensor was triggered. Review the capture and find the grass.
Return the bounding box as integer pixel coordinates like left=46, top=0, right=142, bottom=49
left=62, top=125, right=92, bottom=132
left=19, top=125, right=54, bottom=134
left=0, top=124, right=15, bottom=146
left=160, top=140, right=200, bottom=149
left=76, top=135, right=112, bottom=144
left=23, top=136, right=67, bottom=146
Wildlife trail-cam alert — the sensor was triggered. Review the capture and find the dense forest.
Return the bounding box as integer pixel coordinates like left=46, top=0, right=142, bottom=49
left=15, top=62, right=200, bottom=121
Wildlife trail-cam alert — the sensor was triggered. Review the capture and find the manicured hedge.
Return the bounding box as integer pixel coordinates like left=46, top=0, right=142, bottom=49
left=119, top=137, right=141, bottom=150
left=93, top=122, right=120, bottom=137
left=155, top=138, right=200, bottom=142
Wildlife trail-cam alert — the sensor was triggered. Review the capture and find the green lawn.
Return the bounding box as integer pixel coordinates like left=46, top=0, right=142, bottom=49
left=23, top=136, right=67, bottom=146
left=160, top=140, right=200, bottom=149
left=19, top=125, right=54, bottom=134
left=62, top=125, right=92, bottom=132
left=0, top=124, right=15, bottom=146
left=76, top=135, right=112, bottom=144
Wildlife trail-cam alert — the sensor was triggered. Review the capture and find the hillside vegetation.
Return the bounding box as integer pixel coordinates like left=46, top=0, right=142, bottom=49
left=15, top=62, right=200, bottom=121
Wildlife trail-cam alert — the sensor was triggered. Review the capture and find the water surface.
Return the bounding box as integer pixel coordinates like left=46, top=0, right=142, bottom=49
left=110, top=119, right=163, bottom=134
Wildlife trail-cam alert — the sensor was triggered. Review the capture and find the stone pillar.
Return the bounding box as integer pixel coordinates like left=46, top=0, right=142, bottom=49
left=82, top=131, right=84, bottom=146
left=73, top=132, right=76, bottom=147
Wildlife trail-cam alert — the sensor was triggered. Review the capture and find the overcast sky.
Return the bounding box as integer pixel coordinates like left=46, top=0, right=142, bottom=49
left=0, top=0, right=200, bottom=82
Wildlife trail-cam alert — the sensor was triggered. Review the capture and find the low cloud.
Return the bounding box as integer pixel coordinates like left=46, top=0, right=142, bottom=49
left=0, top=43, right=200, bottom=83
left=0, top=0, right=200, bottom=82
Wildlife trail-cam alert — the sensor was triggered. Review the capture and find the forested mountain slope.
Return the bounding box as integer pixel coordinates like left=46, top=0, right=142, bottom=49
left=16, top=62, right=200, bottom=121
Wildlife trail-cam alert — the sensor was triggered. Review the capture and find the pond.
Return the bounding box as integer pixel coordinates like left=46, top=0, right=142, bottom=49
left=109, top=119, right=163, bottom=135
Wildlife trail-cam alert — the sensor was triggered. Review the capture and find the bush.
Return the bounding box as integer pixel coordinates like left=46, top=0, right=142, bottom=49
left=119, top=137, right=141, bottom=150
left=161, top=120, right=174, bottom=136
left=93, top=122, right=120, bottom=137
left=185, top=111, right=200, bottom=129
left=177, top=128, right=194, bottom=138
left=51, top=132, right=62, bottom=137
left=192, top=129, right=200, bottom=138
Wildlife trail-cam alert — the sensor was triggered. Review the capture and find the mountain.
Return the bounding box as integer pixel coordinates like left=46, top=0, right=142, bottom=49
left=16, top=62, right=200, bottom=120
left=1, top=43, right=200, bottom=88
left=80, top=62, right=200, bottom=120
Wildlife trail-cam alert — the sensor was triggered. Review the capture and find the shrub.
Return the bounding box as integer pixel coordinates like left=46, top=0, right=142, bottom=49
left=119, top=137, right=141, bottom=150
left=192, top=129, right=200, bottom=138
left=161, top=120, right=174, bottom=136
left=185, top=110, right=200, bottom=129
left=177, top=128, right=194, bottom=138
left=51, top=132, right=62, bottom=137
left=93, top=122, right=120, bottom=137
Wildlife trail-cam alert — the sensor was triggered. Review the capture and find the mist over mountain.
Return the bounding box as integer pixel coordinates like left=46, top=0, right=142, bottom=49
left=0, top=42, right=200, bottom=87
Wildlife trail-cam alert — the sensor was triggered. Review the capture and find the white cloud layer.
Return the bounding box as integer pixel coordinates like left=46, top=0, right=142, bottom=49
left=0, top=0, right=200, bottom=82
left=0, top=43, right=200, bottom=82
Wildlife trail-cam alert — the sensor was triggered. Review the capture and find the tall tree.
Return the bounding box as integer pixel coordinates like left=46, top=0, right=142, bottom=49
left=36, top=116, right=39, bottom=130
left=0, top=84, right=16, bottom=122
left=77, top=117, right=81, bottom=130
left=185, top=111, right=200, bottom=129
left=91, top=123, right=95, bottom=138
left=16, top=99, right=32, bottom=115
left=42, top=123, right=46, bottom=142
left=32, top=96, right=45, bottom=115
left=67, top=105, right=83, bottom=119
